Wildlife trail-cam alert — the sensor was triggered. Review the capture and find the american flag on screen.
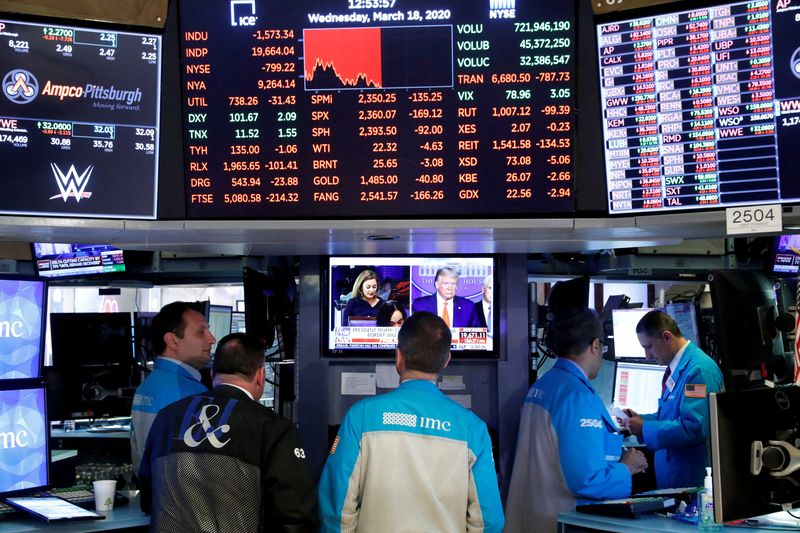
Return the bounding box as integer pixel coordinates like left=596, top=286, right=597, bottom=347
left=795, top=280, right=800, bottom=385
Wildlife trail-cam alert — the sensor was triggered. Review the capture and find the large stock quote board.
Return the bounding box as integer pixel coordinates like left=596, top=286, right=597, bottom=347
left=598, top=0, right=800, bottom=215
left=0, top=19, right=161, bottom=219
left=180, top=0, right=575, bottom=218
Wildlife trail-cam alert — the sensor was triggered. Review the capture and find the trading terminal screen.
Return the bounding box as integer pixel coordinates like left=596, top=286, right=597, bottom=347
left=597, top=0, right=800, bottom=214
left=0, top=18, right=162, bottom=219
left=179, top=0, right=575, bottom=218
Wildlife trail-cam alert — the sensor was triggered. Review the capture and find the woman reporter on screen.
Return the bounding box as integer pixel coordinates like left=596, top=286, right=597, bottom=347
left=376, top=300, right=407, bottom=328
left=342, top=270, right=384, bottom=326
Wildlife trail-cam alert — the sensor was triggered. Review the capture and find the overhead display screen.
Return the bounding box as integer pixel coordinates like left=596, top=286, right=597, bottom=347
left=0, top=19, right=161, bottom=219
left=598, top=0, right=800, bottom=214
left=179, top=0, right=575, bottom=218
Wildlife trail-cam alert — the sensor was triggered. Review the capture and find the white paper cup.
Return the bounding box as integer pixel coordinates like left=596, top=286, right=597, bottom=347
left=93, top=480, right=117, bottom=512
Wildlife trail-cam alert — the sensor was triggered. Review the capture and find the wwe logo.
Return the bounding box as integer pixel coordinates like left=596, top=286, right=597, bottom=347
left=49, top=163, right=93, bottom=202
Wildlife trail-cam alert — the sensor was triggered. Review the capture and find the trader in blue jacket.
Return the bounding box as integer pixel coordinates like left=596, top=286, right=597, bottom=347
left=505, top=308, right=648, bottom=533
left=623, top=309, right=724, bottom=489
left=317, top=311, right=504, bottom=533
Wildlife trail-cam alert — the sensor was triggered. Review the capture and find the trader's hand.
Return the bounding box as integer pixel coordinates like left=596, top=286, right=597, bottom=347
left=620, top=448, right=648, bottom=475
left=622, top=408, right=644, bottom=438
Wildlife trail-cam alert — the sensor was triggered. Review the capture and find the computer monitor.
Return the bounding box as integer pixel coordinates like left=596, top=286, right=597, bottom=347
left=50, top=313, right=134, bottom=367
left=133, top=311, right=157, bottom=363
left=231, top=312, right=246, bottom=334
left=0, top=383, right=49, bottom=497
left=710, top=386, right=800, bottom=523
left=547, top=276, right=590, bottom=316
left=611, top=308, right=653, bottom=360
left=208, top=304, right=233, bottom=354
left=709, top=270, right=790, bottom=391
left=613, top=361, right=666, bottom=415
left=664, top=301, right=701, bottom=347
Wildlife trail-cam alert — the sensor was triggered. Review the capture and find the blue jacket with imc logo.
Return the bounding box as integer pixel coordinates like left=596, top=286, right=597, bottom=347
left=317, top=379, right=504, bottom=533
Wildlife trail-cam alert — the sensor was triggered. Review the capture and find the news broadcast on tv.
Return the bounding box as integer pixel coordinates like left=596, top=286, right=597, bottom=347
left=328, top=256, right=494, bottom=354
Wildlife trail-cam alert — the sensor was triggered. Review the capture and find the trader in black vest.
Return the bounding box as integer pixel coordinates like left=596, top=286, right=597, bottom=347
left=139, top=332, right=317, bottom=532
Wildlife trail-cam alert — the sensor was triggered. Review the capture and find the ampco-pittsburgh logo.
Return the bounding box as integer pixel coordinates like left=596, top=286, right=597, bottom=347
left=2, top=69, right=38, bottom=104
left=49, top=163, right=94, bottom=202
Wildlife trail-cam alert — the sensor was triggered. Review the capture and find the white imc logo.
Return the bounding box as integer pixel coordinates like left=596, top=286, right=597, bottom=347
left=49, top=163, right=94, bottom=202
left=183, top=404, right=231, bottom=449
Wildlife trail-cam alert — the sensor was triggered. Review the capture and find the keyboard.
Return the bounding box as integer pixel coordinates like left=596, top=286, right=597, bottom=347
left=576, top=496, right=677, bottom=518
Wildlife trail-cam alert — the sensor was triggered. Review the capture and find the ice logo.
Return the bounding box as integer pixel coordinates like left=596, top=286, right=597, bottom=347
left=2, top=69, right=38, bottom=104
left=49, top=163, right=94, bottom=202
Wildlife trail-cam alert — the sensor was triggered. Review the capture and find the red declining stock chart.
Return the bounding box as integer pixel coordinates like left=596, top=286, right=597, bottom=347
left=303, top=26, right=453, bottom=90
left=304, top=28, right=383, bottom=88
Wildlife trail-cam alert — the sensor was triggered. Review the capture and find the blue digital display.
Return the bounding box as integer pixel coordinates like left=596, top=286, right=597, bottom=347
left=0, top=279, right=46, bottom=380
left=0, top=386, right=48, bottom=496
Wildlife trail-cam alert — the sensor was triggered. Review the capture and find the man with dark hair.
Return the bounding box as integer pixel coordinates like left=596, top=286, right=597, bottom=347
left=505, top=308, right=648, bottom=533
left=317, top=311, right=504, bottom=533
left=622, top=309, right=724, bottom=488
left=139, top=333, right=317, bottom=532
left=412, top=267, right=480, bottom=327
left=131, top=301, right=215, bottom=473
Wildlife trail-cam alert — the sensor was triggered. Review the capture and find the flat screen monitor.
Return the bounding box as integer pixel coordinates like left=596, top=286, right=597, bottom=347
left=0, top=279, right=46, bottom=380
left=133, top=311, right=157, bottom=362
left=208, top=304, right=233, bottom=353
left=33, top=243, right=126, bottom=278
left=243, top=267, right=297, bottom=358
left=613, top=361, right=666, bottom=415
left=710, top=386, right=800, bottom=523
left=0, top=18, right=162, bottom=219
left=709, top=270, right=789, bottom=390
left=611, top=308, right=653, bottom=359
left=0, top=384, right=49, bottom=497
left=771, top=234, right=800, bottom=275
left=547, top=276, right=590, bottom=316
left=231, top=311, right=246, bottom=334
left=326, top=256, right=496, bottom=357
left=596, top=1, right=800, bottom=214
left=49, top=312, right=134, bottom=368
left=178, top=0, right=576, bottom=218
left=664, top=300, right=701, bottom=347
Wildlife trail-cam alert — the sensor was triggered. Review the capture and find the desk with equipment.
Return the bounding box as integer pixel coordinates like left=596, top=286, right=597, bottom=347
left=1, top=492, right=148, bottom=533
left=557, top=511, right=781, bottom=533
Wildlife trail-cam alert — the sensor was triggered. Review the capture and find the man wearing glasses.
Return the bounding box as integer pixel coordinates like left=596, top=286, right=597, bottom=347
left=505, top=308, right=648, bottom=533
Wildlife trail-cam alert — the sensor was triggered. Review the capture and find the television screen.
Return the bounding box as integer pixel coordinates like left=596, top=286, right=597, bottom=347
left=326, top=256, right=496, bottom=356
left=178, top=0, right=576, bottom=218
left=596, top=0, right=800, bottom=214
left=0, top=279, right=46, bottom=380
left=33, top=243, right=126, bottom=278
left=611, top=308, right=653, bottom=359
left=771, top=234, right=800, bottom=275
left=0, top=18, right=162, bottom=219
left=0, top=384, right=49, bottom=497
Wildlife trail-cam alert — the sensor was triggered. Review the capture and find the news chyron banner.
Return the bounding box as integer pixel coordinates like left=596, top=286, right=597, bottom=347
left=0, top=387, right=48, bottom=493
left=0, top=279, right=45, bottom=380
left=0, top=20, right=161, bottom=218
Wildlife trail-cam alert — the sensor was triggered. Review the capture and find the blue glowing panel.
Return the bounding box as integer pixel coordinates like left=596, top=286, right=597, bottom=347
left=0, top=386, right=48, bottom=495
left=0, top=279, right=45, bottom=380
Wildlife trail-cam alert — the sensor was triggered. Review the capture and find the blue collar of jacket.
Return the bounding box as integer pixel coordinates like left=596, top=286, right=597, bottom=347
left=669, top=342, right=696, bottom=383
left=398, top=379, right=440, bottom=393
left=153, top=357, right=202, bottom=382
left=553, top=357, right=593, bottom=389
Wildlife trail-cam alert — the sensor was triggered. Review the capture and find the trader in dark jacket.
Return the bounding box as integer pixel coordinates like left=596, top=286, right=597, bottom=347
left=139, top=332, right=317, bottom=532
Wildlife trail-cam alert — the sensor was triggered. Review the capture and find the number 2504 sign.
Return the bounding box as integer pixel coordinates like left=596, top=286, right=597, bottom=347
left=726, top=204, right=782, bottom=235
